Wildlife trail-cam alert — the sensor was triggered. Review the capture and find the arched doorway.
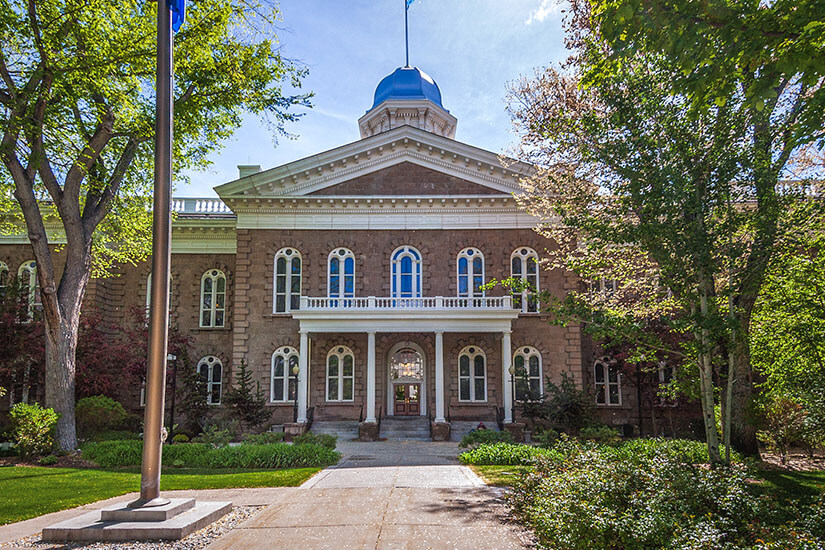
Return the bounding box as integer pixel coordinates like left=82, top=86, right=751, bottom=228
left=387, top=342, right=427, bottom=416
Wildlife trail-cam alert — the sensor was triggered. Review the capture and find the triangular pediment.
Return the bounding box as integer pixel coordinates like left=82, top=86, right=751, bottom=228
left=214, top=125, right=533, bottom=200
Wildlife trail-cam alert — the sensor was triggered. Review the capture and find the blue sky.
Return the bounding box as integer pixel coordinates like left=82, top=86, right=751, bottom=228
left=177, top=0, right=567, bottom=197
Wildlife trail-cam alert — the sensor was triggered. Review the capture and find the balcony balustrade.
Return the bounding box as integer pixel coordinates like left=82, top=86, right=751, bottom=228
left=299, top=295, right=512, bottom=311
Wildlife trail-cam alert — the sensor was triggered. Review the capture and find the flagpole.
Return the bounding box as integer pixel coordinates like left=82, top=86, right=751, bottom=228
left=404, top=0, right=409, bottom=67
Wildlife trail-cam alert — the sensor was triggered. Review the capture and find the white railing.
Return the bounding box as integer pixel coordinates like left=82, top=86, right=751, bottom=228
left=300, top=295, right=513, bottom=310
left=171, top=198, right=232, bottom=214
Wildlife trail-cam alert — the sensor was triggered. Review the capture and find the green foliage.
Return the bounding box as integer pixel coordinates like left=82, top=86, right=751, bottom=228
left=578, top=425, right=622, bottom=446
left=81, top=440, right=340, bottom=469
left=459, top=443, right=564, bottom=466
left=520, top=373, right=595, bottom=433
left=505, top=439, right=825, bottom=549
left=531, top=429, right=559, bottom=449
left=87, top=430, right=141, bottom=442
left=192, top=425, right=232, bottom=448
left=75, top=396, right=128, bottom=439
left=242, top=431, right=285, bottom=445
left=7, top=402, right=59, bottom=457
left=757, top=394, right=807, bottom=465
left=292, top=432, right=336, bottom=450
left=172, top=434, right=190, bottom=444
left=38, top=455, right=58, bottom=465
left=614, top=438, right=742, bottom=465
left=458, top=429, right=513, bottom=448
left=176, top=357, right=210, bottom=434
left=223, top=360, right=270, bottom=429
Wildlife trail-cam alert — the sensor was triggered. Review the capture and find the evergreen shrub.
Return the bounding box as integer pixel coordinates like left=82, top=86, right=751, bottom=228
left=459, top=429, right=513, bottom=448
left=242, top=431, right=285, bottom=445
left=292, top=432, right=336, bottom=449
left=75, top=396, right=128, bottom=439
left=7, top=402, right=59, bottom=457
left=459, top=442, right=563, bottom=465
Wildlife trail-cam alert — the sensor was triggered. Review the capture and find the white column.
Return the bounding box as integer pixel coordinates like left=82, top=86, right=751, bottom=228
left=297, top=330, right=309, bottom=423
left=366, top=331, right=376, bottom=423
left=434, top=331, right=445, bottom=423
left=502, top=330, right=513, bottom=423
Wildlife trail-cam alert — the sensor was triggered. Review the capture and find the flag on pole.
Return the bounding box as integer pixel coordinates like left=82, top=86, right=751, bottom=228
left=170, top=0, right=185, bottom=32
left=406, top=0, right=414, bottom=9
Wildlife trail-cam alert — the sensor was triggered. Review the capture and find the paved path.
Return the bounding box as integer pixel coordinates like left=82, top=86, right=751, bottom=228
left=207, top=441, right=533, bottom=549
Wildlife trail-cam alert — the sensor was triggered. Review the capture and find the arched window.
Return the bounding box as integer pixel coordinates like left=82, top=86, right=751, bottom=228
left=18, top=260, right=39, bottom=320
left=457, top=247, right=485, bottom=301
left=458, top=346, right=486, bottom=402
left=390, top=347, right=424, bottom=381
left=328, top=248, right=355, bottom=303
left=514, top=347, right=542, bottom=401
left=274, top=248, right=302, bottom=313
left=391, top=246, right=422, bottom=301
left=200, top=269, right=227, bottom=328
left=197, top=356, right=223, bottom=405
left=145, top=272, right=173, bottom=315
left=511, top=247, right=539, bottom=313
left=326, top=346, right=355, bottom=402
left=0, top=261, right=8, bottom=296
left=594, top=357, right=621, bottom=406
left=271, top=346, right=299, bottom=402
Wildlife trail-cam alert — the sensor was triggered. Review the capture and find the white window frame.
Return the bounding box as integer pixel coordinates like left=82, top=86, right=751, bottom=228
left=199, top=269, right=227, bottom=328
left=590, top=278, right=618, bottom=295
left=270, top=346, right=299, bottom=403
left=274, top=248, right=302, bottom=313
left=511, top=248, right=539, bottom=313
left=197, top=355, right=223, bottom=405
left=657, top=362, right=677, bottom=407
left=327, top=248, right=355, bottom=301
left=594, top=357, right=621, bottom=406
left=514, top=346, right=543, bottom=401
left=0, top=261, right=8, bottom=295
left=18, top=260, right=39, bottom=321
left=145, top=272, right=173, bottom=316
left=326, top=345, right=355, bottom=402
left=458, top=345, right=487, bottom=402
left=457, top=247, right=485, bottom=300
left=391, top=246, right=422, bottom=300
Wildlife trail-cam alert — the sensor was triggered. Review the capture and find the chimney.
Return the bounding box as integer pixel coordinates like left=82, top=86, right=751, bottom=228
left=237, top=164, right=262, bottom=179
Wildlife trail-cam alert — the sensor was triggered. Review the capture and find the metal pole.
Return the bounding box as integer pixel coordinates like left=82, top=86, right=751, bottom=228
left=167, top=355, right=178, bottom=441
left=510, top=375, right=516, bottom=424
left=292, top=372, right=298, bottom=423
left=404, top=0, right=409, bottom=67
left=130, top=0, right=173, bottom=508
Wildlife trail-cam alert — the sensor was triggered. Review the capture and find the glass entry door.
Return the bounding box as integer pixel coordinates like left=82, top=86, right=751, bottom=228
left=393, top=384, right=420, bottom=416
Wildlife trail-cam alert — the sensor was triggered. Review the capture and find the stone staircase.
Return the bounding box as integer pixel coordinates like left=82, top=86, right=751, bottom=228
left=449, top=420, right=499, bottom=442
left=310, top=420, right=360, bottom=441
left=379, top=416, right=431, bottom=441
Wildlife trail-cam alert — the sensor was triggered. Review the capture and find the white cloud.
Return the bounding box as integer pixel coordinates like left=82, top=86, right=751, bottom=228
left=525, top=0, right=559, bottom=25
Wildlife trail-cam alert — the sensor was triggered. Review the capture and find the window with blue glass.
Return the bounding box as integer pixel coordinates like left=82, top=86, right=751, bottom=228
left=274, top=248, right=301, bottom=313
left=328, top=248, right=355, bottom=302
left=511, top=247, right=539, bottom=313
left=457, top=247, right=485, bottom=299
left=391, top=246, right=422, bottom=299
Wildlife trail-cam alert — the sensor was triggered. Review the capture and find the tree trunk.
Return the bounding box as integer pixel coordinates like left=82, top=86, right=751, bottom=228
left=45, top=317, right=80, bottom=450
left=729, top=339, right=760, bottom=456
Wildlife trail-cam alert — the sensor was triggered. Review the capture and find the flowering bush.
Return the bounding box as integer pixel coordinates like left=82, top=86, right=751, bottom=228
left=7, top=402, right=59, bottom=457
left=505, top=440, right=823, bottom=549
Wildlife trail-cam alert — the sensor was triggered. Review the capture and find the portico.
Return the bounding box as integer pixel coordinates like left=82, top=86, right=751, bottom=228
left=291, top=296, right=520, bottom=437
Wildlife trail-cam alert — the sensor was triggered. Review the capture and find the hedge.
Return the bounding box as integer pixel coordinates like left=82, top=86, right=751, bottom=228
left=459, top=442, right=564, bottom=465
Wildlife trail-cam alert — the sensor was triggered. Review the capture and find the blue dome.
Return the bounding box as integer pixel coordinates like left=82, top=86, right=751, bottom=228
left=369, top=67, right=447, bottom=111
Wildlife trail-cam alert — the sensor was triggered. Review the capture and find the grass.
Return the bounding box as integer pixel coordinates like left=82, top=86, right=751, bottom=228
left=755, top=468, right=825, bottom=499
left=469, top=465, right=533, bottom=486
left=0, top=466, right=320, bottom=525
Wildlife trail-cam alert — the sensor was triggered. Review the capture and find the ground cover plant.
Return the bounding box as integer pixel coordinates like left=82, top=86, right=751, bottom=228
left=458, top=428, right=513, bottom=448
left=0, top=466, right=320, bottom=525
left=504, top=439, right=825, bottom=549
left=82, top=440, right=340, bottom=469
left=459, top=442, right=563, bottom=466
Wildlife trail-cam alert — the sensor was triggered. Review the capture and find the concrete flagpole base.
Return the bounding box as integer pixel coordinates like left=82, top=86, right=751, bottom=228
left=41, top=499, right=231, bottom=542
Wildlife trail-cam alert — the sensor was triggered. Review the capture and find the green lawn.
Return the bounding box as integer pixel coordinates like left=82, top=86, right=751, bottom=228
left=469, top=465, right=533, bottom=486
left=756, top=468, right=825, bottom=499
left=0, top=466, right=320, bottom=525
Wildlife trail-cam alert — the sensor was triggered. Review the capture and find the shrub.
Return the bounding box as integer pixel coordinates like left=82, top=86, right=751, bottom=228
left=172, top=433, right=190, bottom=444
left=292, top=432, right=336, bottom=449
left=75, top=396, right=128, bottom=439
left=243, top=431, right=285, bottom=445
left=88, top=430, right=141, bottom=442
left=757, top=394, right=807, bottom=464
left=531, top=428, right=559, bottom=448
left=579, top=425, right=622, bottom=445
left=459, top=442, right=563, bottom=466
left=82, top=440, right=340, bottom=469
left=520, top=372, right=595, bottom=433
left=223, top=360, right=270, bottom=429
left=505, top=440, right=823, bottom=550
left=192, top=425, right=232, bottom=448
left=38, top=455, right=58, bottom=465
left=459, top=429, right=513, bottom=448
left=616, top=437, right=743, bottom=464
left=7, top=402, right=59, bottom=457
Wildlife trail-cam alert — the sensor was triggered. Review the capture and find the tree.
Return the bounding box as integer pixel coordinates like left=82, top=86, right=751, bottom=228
left=576, top=0, right=825, bottom=456
left=223, top=359, right=269, bottom=430
left=0, top=0, right=311, bottom=449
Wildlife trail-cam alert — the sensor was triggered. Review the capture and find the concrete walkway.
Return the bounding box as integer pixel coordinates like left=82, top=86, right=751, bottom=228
left=207, top=441, right=533, bottom=549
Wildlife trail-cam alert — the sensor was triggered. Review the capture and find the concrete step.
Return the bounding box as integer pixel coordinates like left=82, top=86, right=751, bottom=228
left=380, top=417, right=431, bottom=440
left=310, top=421, right=359, bottom=441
